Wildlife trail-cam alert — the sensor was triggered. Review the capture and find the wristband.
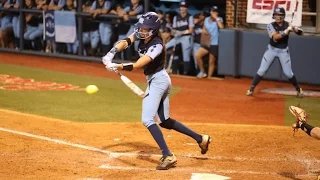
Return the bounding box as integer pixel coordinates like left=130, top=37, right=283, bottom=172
left=123, top=38, right=132, bottom=46
left=122, top=63, right=133, bottom=71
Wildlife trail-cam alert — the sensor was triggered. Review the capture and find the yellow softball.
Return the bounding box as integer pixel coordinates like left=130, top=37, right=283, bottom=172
left=85, top=85, right=99, bottom=94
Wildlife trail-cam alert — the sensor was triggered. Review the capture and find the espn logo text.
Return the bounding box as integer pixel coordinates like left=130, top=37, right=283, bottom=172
left=252, top=0, right=298, bottom=11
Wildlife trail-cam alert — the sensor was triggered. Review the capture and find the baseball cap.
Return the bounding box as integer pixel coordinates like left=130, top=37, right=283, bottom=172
left=210, top=6, right=218, bottom=12
left=180, top=1, right=188, bottom=7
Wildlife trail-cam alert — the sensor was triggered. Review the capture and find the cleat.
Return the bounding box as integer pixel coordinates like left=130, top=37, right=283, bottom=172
left=156, top=154, right=177, bottom=170
left=246, top=89, right=254, bottom=96
left=196, top=71, right=207, bottom=78
left=198, top=135, right=211, bottom=155
left=296, top=88, right=304, bottom=98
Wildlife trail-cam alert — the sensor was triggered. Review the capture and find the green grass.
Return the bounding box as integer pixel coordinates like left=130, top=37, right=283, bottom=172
left=0, top=63, right=180, bottom=122
left=285, top=96, right=320, bottom=127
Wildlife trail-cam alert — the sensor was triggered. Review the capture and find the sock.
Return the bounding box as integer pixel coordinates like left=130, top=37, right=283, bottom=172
left=172, top=119, right=202, bottom=143
left=300, top=123, right=314, bottom=136
left=250, top=74, right=263, bottom=91
left=183, top=62, right=190, bottom=75
left=147, top=124, right=172, bottom=156
left=288, top=75, right=301, bottom=92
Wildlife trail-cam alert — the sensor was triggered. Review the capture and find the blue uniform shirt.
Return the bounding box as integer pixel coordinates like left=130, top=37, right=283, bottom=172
left=204, top=17, right=223, bottom=45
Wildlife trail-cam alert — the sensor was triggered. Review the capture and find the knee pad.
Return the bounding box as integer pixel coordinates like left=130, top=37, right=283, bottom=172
left=159, top=118, right=176, bottom=130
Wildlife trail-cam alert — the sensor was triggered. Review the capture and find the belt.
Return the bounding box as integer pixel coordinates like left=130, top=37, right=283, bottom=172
left=268, top=44, right=288, bottom=52
left=181, top=34, right=192, bottom=37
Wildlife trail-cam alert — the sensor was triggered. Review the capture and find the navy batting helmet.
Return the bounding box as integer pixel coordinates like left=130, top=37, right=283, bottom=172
left=134, top=12, right=161, bottom=39
left=273, top=7, right=286, bottom=19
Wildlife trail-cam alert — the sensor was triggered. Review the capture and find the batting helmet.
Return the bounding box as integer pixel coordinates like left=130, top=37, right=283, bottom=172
left=134, top=12, right=161, bottom=39
left=273, top=7, right=286, bottom=20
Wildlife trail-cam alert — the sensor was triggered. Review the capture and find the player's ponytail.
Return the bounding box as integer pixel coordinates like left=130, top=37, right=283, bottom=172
left=158, top=31, right=167, bottom=68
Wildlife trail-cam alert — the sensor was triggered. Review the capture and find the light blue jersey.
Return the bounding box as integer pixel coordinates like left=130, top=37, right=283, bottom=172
left=204, top=17, right=223, bottom=45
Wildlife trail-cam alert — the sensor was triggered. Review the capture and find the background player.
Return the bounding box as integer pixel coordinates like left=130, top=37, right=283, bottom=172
left=290, top=106, right=320, bottom=140
left=165, top=0, right=194, bottom=75
left=246, top=7, right=304, bottom=97
left=102, top=12, right=211, bottom=170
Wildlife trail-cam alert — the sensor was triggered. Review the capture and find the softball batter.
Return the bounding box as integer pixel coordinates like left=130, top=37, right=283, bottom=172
left=102, top=12, right=211, bottom=170
left=246, top=7, right=304, bottom=97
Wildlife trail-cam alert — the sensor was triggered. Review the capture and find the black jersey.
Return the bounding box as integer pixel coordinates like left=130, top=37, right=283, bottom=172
left=268, top=21, right=290, bottom=49
left=174, top=14, right=192, bottom=32
left=193, top=23, right=203, bottom=44
left=138, top=36, right=165, bottom=76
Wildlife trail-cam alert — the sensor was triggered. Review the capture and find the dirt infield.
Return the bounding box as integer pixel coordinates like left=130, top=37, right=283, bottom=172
left=0, top=53, right=320, bottom=179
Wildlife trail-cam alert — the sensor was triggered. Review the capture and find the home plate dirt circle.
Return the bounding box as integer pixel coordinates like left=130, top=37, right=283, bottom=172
left=261, top=88, right=320, bottom=97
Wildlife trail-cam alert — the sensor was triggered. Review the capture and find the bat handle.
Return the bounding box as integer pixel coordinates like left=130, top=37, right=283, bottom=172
left=113, top=69, right=122, bottom=76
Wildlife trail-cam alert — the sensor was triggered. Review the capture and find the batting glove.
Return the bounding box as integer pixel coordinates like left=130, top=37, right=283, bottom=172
left=105, top=62, right=118, bottom=72
left=287, top=26, right=293, bottom=31
left=283, top=26, right=292, bottom=36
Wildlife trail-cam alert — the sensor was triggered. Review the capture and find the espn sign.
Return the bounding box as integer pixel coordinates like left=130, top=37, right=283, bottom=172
left=246, top=0, right=302, bottom=26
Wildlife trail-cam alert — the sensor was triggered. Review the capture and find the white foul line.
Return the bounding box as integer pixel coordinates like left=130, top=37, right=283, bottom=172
left=0, top=127, right=112, bottom=155
left=99, top=164, right=314, bottom=178
left=0, top=126, right=319, bottom=167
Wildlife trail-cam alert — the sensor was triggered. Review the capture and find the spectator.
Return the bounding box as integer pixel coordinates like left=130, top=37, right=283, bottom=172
left=196, top=6, right=224, bottom=79
left=24, top=0, right=44, bottom=50
left=161, top=26, right=180, bottom=73
left=161, top=27, right=172, bottom=44
left=0, top=0, right=8, bottom=47
left=62, top=0, right=77, bottom=54
left=156, top=10, right=166, bottom=32
left=192, top=12, right=205, bottom=72
left=82, top=0, right=100, bottom=56
left=90, top=0, right=112, bottom=55
left=48, top=0, right=65, bottom=10
left=4, top=0, right=19, bottom=49
left=165, top=1, right=194, bottom=75
left=110, top=0, right=143, bottom=60
left=112, top=7, right=132, bottom=60
left=164, top=11, right=174, bottom=29
left=27, top=0, right=49, bottom=51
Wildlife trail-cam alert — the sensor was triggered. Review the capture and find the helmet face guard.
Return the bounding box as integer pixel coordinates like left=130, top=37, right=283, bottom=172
left=273, top=15, right=285, bottom=22
left=272, top=7, right=286, bottom=22
left=134, top=28, right=154, bottom=39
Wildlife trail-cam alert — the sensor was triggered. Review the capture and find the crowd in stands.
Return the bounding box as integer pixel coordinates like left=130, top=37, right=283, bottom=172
left=0, top=0, right=225, bottom=77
